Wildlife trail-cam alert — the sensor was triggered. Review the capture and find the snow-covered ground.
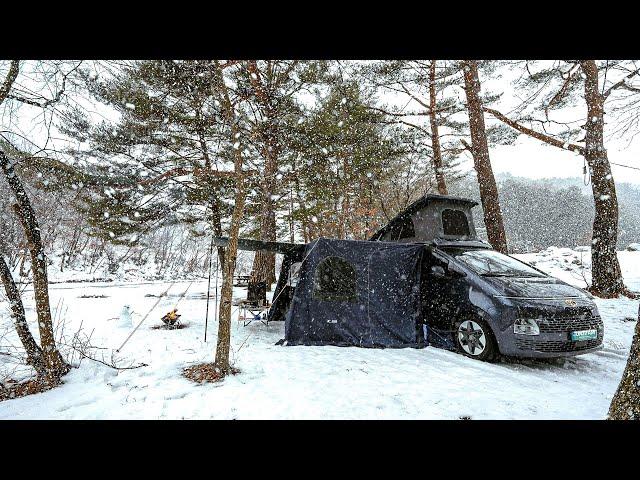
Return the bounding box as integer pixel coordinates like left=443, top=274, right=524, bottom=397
left=0, top=248, right=638, bottom=419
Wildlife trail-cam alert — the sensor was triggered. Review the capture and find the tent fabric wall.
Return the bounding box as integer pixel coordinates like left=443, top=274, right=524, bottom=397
left=284, top=238, right=426, bottom=348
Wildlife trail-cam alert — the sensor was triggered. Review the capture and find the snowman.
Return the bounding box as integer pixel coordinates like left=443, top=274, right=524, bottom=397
left=118, top=305, right=133, bottom=328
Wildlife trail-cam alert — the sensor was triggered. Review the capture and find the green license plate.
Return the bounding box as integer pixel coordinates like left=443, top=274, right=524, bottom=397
left=571, top=329, right=598, bottom=341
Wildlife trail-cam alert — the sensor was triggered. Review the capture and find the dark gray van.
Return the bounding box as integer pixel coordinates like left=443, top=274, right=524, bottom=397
left=370, top=194, right=604, bottom=361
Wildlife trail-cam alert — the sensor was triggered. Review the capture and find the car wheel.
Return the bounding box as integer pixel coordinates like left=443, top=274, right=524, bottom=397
left=454, top=318, right=499, bottom=362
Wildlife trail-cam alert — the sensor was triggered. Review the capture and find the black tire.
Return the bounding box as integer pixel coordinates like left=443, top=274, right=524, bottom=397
left=453, top=318, right=499, bottom=362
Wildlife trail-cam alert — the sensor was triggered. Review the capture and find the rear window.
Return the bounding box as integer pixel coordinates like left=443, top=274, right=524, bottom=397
left=442, top=209, right=470, bottom=237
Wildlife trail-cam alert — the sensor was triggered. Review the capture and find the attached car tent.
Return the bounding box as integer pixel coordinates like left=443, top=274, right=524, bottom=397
left=217, top=193, right=488, bottom=349
left=281, top=238, right=426, bottom=348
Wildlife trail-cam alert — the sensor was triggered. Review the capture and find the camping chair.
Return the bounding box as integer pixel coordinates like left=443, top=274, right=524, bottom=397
left=238, top=303, right=270, bottom=326
left=237, top=281, right=271, bottom=326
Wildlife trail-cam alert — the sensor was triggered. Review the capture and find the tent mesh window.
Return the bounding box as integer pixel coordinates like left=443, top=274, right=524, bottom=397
left=312, top=256, right=357, bottom=302
left=442, top=209, right=470, bottom=236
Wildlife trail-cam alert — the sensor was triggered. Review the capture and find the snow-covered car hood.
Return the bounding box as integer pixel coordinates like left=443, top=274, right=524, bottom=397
left=485, top=276, right=589, bottom=300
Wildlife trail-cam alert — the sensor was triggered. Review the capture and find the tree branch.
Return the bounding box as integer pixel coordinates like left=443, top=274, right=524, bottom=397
left=603, top=67, right=640, bottom=99
left=460, top=138, right=473, bottom=153
left=0, top=60, right=19, bottom=106
left=545, top=64, right=580, bottom=117
left=483, top=107, right=585, bottom=155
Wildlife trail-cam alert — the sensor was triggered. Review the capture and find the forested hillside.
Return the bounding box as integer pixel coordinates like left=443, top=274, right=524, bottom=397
left=450, top=174, right=640, bottom=252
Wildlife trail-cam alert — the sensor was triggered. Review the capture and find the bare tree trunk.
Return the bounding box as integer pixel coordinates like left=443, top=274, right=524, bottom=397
left=212, top=61, right=248, bottom=376
left=214, top=167, right=246, bottom=375
left=247, top=61, right=278, bottom=289
left=18, top=250, right=28, bottom=278
left=0, top=151, right=69, bottom=381
left=255, top=154, right=277, bottom=288
left=428, top=60, right=448, bottom=195
left=196, top=121, right=227, bottom=269
left=0, top=255, right=47, bottom=378
left=608, top=317, right=640, bottom=419
left=209, top=196, right=226, bottom=268
left=0, top=60, right=19, bottom=105
left=462, top=60, right=508, bottom=254
left=580, top=60, right=625, bottom=298
left=250, top=199, right=276, bottom=288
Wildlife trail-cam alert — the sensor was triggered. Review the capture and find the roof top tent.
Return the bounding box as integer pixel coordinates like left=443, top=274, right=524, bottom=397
left=283, top=237, right=426, bottom=348
left=369, top=194, right=480, bottom=244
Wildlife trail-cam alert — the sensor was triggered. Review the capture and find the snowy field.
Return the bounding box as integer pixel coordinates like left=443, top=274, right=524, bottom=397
left=0, top=248, right=638, bottom=419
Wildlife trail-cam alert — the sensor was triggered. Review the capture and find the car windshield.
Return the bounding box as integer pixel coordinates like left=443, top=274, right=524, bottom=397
left=441, top=248, right=546, bottom=277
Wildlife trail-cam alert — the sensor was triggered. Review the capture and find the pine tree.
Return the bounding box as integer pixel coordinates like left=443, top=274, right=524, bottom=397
left=359, top=60, right=464, bottom=195
left=461, top=60, right=509, bottom=254
left=240, top=61, right=328, bottom=288
left=484, top=60, right=637, bottom=297
left=58, top=61, right=236, bottom=265
left=359, top=60, right=515, bottom=251
left=287, top=80, right=406, bottom=240
left=0, top=60, right=78, bottom=384
left=0, top=152, right=70, bottom=382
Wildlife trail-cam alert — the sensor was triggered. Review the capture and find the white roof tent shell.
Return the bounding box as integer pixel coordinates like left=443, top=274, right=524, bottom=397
left=369, top=194, right=480, bottom=244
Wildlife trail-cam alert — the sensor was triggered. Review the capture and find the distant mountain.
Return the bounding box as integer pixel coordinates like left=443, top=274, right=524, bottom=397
left=447, top=173, right=640, bottom=252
